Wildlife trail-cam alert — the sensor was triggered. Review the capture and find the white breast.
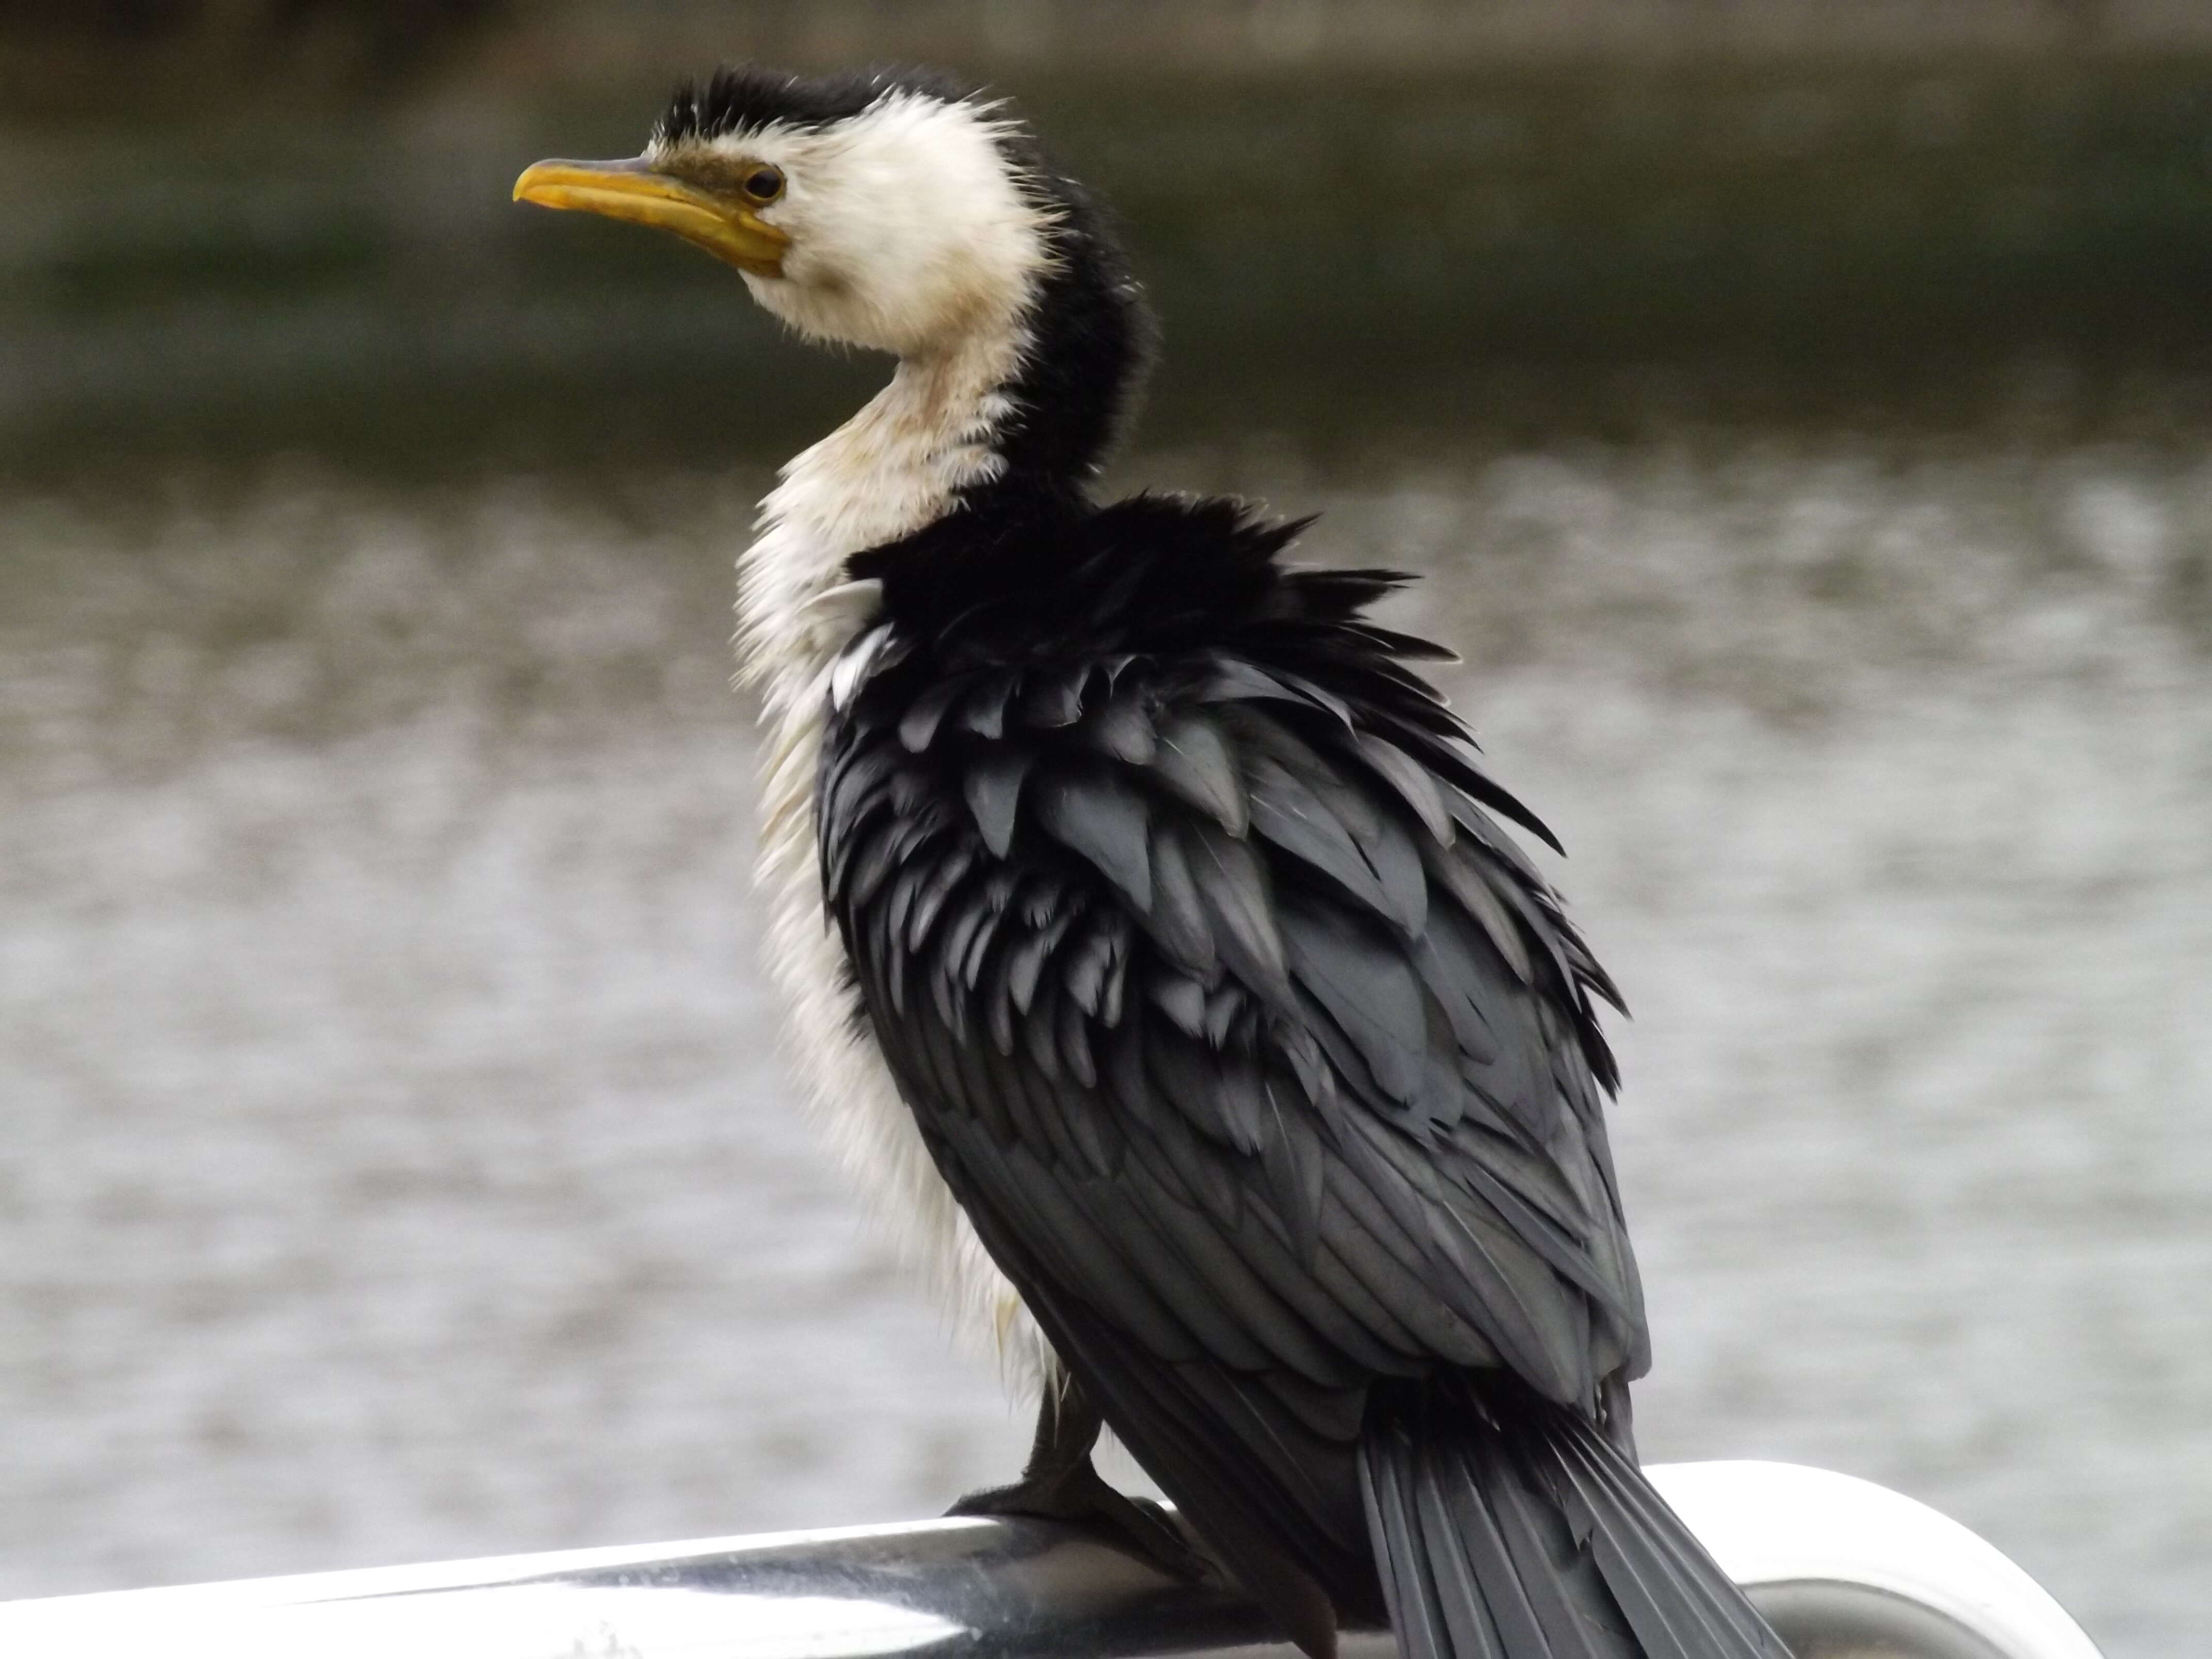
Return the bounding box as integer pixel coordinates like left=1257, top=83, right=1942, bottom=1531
left=736, top=326, right=1052, bottom=1390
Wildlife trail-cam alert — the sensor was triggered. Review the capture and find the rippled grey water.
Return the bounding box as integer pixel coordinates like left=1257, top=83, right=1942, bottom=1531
left=2, top=435, right=2207, bottom=1656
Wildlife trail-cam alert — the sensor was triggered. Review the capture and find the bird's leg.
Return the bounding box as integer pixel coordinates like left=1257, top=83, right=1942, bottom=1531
left=1598, top=1372, right=1638, bottom=1460
left=949, top=1372, right=1215, bottom=1584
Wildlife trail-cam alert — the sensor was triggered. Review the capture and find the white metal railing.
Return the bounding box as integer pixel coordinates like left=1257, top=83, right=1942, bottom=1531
left=0, top=1461, right=2101, bottom=1659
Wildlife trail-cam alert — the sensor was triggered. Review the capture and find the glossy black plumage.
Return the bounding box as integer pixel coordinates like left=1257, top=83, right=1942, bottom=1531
left=819, top=486, right=1785, bottom=1659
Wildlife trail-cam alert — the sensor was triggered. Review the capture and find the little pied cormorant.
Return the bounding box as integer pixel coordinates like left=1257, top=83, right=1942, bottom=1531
left=515, top=66, right=1787, bottom=1659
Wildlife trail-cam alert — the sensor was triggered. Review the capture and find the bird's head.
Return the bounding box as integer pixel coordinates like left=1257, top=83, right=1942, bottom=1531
left=514, top=66, right=1061, bottom=360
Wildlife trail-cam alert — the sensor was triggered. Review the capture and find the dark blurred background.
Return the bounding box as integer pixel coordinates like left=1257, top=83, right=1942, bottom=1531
left=2, top=3, right=2207, bottom=1654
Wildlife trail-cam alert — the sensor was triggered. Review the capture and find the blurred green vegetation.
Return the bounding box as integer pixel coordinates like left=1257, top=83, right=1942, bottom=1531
left=4, top=7, right=2211, bottom=477
left=0, top=0, right=505, bottom=103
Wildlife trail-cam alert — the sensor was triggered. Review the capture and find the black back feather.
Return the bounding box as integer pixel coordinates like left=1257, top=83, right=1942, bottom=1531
left=818, top=492, right=1678, bottom=1643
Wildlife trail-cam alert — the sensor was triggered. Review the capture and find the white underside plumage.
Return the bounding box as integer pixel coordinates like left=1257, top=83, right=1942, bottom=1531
left=697, top=85, right=1066, bottom=1392
left=737, top=322, right=1054, bottom=1388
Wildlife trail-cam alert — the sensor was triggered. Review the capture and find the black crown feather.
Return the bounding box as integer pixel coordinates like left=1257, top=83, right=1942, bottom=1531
left=656, top=63, right=975, bottom=145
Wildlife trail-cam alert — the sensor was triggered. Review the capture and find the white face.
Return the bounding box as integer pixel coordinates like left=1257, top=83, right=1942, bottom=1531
left=652, top=92, right=1057, bottom=359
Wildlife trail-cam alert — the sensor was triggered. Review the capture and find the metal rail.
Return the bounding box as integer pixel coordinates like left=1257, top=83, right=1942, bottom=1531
left=0, top=1461, right=2099, bottom=1659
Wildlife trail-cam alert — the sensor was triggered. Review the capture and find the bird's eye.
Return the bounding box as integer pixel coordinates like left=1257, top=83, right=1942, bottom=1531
left=740, top=165, right=785, bottom=204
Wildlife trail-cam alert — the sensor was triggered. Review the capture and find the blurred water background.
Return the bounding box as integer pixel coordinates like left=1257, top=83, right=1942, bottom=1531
left=3, top=3, right=2209, bottom=1655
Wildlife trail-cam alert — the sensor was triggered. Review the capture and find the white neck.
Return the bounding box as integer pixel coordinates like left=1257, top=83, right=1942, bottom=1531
left=734, top=318, right=1053, bottom=1387
left=738, top=326, right=1022, bottom=707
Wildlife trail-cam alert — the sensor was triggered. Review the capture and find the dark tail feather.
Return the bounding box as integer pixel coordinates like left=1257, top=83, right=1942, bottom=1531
left=1358, top=1384, right=1788, bottom=1659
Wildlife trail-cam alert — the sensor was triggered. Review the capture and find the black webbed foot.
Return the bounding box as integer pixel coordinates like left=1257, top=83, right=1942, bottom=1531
left=950, top=1463, right=1213, bottom=1583
left=948, top=1373, right=1216, bottom=1586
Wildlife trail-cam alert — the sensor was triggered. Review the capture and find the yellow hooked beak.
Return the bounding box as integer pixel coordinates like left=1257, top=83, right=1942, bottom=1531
left=513, top=157, right=790, bottom=278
